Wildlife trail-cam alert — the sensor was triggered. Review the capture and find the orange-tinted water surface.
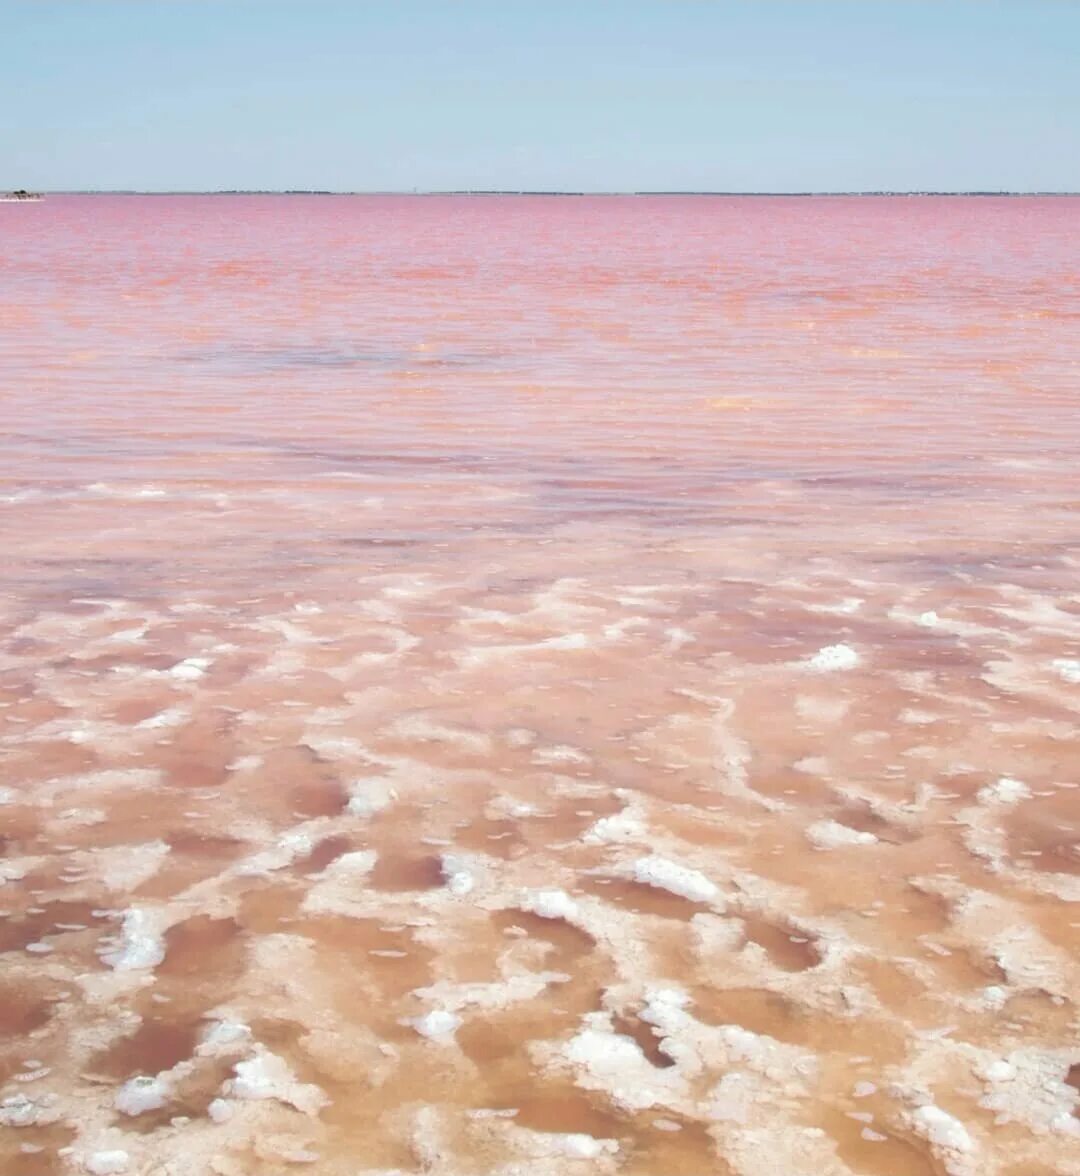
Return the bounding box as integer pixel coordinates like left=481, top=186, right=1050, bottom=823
left=1, top=195, right=1078, bottom=1175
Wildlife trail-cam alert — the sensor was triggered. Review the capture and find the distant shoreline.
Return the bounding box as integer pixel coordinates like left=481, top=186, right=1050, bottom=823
left=27, top=189, right=1080, bottom=197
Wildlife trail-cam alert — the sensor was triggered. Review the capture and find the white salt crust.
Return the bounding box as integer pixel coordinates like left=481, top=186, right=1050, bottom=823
left=520, top=889, right=580, bottom=921
left=83, top=1152, right=131, bottom=1175
left=114, top=1075, right=171, bottom=1116
left=911, top=1103, right=975, bottom=1153
left=582, top=809, right=647, bottom=845
left=805, top=819, right=878, bottom=849
left=100, top=908, right=166, bottom=971
left=412, top=1009, right=463, bottom=1041
left=630, top=855, right=719, bottom=903
left=441, top=853, right=476, bottom=897
left=976, top=776, right=1030, bottom=805
left=7, top=581, right=1080, bottom=1176
left=225, top=1048, right=328, bottom=1115
left=805, top=643, right=860, bottom=671
left=167, top=656, right=212, bottom=680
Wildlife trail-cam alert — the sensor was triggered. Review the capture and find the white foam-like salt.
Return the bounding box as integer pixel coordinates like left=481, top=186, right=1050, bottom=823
left=314, top=849, right=377, bottom=882
left=346, top=777, right=395, bottom=817
left=631, top=855, right=719, bottom=903
left=136, top=707, right=188, bottom=731
left=810, top=597, right=864, bottom=615
left=412, top=1009, right=462, bottom=1041
left=100, top=840, right=171, bottom=892
left=101, top=908, right=166, bottom=971
left=1051, top=658, right=1080, bottom=684
left=531, top=744, right=591, bottom=766
left=805, top=643, right=860, bottom=672
left=0, top=860, right=31, bottom=885
left=640, top=986, right=692, bottom=1033
left=521, top=889, right=580, bottom=921
left=561, top=1018, right=684, bottom=1111
left=115, top=1075, right=171, bottom=1116
left=440, top=854, right=476, bottom=897
left=199, top=1018, right=252, bottom=1051
left=1, top=1093, right=59, bottom=1127
left=976, top=985, right=1010, bottom=1010
left=582, top=810, right=646, bottom=845
left=976, top=1049, right=1080, bottom=1136
left=168, top=656, right=212, bottom=681
left=912, top=1104, right=974, bottom=1153
left=84, top=1152, right=131, bottom=1175
left=226, top=754, right=262, bottom=773
left=704, top=1071, right=757, bottom=1124
left=531, top=1132, right=619, bottom=1159
left=805, top=820, right=878, bottom=850
left=976, top=777, right=1030, bottom=805
left=977, top=1059, right=1016, bottom=1083
left=226, top=1048, right=328, bottom=1115
left=207, top=1097, right=234, bottom=1123
left=237, top=829, right=316, bottom=876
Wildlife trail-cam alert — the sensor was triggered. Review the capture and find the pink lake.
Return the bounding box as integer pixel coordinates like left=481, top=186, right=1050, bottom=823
left=1, top=195, right=1078, bottom=1175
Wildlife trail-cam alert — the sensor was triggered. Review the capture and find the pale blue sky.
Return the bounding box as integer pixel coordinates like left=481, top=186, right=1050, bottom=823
left=3, top=1, right=1078, bottom=191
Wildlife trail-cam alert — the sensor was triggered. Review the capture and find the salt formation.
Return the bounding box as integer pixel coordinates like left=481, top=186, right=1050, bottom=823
left=976, top=776, right=1030, bottom=805
left=629, top=855, right=720, bottom=902
left=558, top=1014, right=688, bottom=1111
left=83, top=1152, right=131, bottom=1175
left=441, top=852, right=477, bottom=896
left=99, top=908, right=167, bottom=971
left=411, top=1010, right=463, bottom=1041
left=114, top=1074, right=171, bottom=1116
left=224, top=1048, right=328, bottom=1115
left=805, top=819, right=878, bottom=849
left=582, top=805, right=647, bottom=844
left=805, top=643, right=860, bottom=671
left=520, top=889, right=581, bottom=921
left=1051, top=657, right=1080, bottom=683
left=167, top=655, right=212, bottom=680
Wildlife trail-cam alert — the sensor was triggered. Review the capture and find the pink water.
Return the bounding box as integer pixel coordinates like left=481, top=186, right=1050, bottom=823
left=1, top=196, right=1078, bottom=1176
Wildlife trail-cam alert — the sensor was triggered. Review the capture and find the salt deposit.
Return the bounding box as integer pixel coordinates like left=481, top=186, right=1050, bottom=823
left=520, top=889, right=581, bottom=921
left=100, top=908, right=167, bottom=971
left=83, top=1152, right=131, bottom=1175
left=115, top=1075, right=171, bottom=1116
left=805, top=820, right=879, bottom=849
left=630, top=855, right=720, bottom=903
left=911, top=1103, right=975, bottom=1153
left=805, top=644, right=860, bottom=671
left=167, top=656, right=212, bottom=680
left=225, top=1048, right=328, bottom=1115
left=411, top=1009, right=463, bottom=1041
left=976, top=776, right=1031, bottom=805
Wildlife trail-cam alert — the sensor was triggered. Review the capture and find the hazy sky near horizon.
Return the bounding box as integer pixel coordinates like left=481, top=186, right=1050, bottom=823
left=3, top=1, right=1079, bottom=192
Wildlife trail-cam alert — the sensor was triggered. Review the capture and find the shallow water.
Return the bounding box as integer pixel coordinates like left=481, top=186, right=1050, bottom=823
left=1, top=195, right=1078, bottom=1175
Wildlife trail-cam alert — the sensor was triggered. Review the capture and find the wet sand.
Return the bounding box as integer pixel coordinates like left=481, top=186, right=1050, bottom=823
left=1, top=195, right=1078, bottom=1175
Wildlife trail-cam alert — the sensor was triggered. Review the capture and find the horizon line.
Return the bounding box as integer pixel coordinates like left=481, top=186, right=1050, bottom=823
left=17, top=188, right=1080, bottom=198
